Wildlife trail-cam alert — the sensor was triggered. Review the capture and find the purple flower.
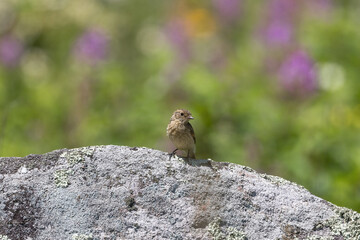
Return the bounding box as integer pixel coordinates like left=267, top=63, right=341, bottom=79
left=165, top=19, right=191, bottom=61
left=264, top=21, right=292, bottom=45
left=213, top=0, right=241, bottom=23
left=73, top=28, right=108, bottom=66
left=268, top=0, right=296, bottom=21
left=262, top=0, right=297, bottom=46
left=0, top=35, right=24, bottom=68
left=278, top=50, right=317, bottom=96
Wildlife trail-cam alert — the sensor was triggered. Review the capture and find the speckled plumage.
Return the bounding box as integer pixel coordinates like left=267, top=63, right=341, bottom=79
left=167, top=109, right=196, bottom=159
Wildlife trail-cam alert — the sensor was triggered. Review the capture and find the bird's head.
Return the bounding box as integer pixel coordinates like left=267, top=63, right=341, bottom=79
left=171, top=109, right=194, bottom=123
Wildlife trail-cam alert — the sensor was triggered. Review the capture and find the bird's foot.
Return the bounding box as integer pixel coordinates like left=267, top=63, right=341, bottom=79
left=168, top=149, right=178, bottom=160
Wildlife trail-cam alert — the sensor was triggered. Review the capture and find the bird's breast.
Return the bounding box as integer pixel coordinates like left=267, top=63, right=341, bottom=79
left=167, top=122, right=194, bottom=150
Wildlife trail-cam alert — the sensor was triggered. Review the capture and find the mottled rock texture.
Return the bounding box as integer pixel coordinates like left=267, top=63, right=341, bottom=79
left=0, top=145, right=359, bottom=240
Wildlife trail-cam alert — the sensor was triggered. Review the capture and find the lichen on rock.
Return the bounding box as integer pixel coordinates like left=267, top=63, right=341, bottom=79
left=325, top=207, right=360, bottom=238
left=60, top=146, right=96, bottom=166
left=72, top=233, right=93, bottom=240
left=0, top=145, right=359, bottom=239
left=208, top=217, right=247, bottom=240
left=0, top=235, right=11, bottom=240
left=54, top=169, right=70, bottom=188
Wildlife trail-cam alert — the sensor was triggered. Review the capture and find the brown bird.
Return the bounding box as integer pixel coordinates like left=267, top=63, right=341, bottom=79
left=167, top=109, right=196, bottom=159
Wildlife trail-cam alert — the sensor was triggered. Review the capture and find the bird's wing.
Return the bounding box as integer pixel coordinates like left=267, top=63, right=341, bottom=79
left=187, top=122, right=196, bottom=144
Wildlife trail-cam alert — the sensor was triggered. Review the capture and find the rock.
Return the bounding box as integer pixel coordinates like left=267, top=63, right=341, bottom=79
left=0, top=145, right=359, bottom=240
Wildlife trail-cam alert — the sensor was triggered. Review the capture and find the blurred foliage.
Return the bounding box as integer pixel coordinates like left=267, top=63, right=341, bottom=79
left=0, top=0, right=360, bottom=211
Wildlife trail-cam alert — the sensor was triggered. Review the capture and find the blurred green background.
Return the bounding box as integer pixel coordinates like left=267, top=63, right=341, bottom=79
left=1, top=0, right=360, bottom=211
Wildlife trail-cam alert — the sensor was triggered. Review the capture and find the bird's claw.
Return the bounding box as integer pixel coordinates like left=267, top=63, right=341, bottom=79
left=168, top=149, right=178, bottom=160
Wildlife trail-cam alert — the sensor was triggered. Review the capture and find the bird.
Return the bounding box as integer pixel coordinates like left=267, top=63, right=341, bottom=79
left=167, top=109, right=196, bottom=160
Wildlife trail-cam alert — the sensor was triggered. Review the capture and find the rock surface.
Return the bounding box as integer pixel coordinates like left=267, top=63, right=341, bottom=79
left=0, top=145, right=359, bottom=240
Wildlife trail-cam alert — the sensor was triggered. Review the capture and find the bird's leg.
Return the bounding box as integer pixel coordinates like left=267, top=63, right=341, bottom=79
left=186, top=150, right=191, bottom=162
left=169, top=148, right=178, bottom=160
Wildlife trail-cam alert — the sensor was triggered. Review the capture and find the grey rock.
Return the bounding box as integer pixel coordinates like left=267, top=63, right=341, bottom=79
left=0, top=145, right=359, bottom=240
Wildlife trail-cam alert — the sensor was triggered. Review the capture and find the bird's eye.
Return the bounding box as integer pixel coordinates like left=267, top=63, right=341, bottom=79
left=181, top=113, right=184, bottom=116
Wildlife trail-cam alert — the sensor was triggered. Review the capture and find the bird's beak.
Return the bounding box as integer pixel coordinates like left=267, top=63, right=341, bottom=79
left=188, top=116, right=194, bottom=120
